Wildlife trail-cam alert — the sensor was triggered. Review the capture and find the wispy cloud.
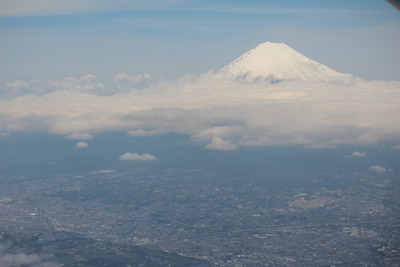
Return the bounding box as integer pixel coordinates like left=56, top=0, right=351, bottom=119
left=65, top=133, right=93, bottom=140
left=0, top=0, right=191, bottom=18
left=304, top=144, right=338, bottom=149
left=128, top=129, right=159, bottom=136
left=345, top=151, right=366, bottom=157
left=0, top=0, right=131, bottom=17
left=0, top=132, right=10, bottom=137
left=48, top=74, right=103, bottom=93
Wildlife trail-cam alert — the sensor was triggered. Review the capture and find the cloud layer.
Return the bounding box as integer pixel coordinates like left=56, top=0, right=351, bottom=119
left=1, top=72, right=400, bottom=149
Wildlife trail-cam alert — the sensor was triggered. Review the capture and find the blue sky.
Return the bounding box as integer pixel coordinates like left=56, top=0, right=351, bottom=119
left=0, top=0, right=399, bottom=82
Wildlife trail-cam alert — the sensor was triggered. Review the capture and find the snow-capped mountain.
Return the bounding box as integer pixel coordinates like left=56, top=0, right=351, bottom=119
left=222, top=42, right=354, bottom=83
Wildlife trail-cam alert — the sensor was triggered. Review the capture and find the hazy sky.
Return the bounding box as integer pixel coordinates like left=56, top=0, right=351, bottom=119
left=1, top=0, right=399, bottom=81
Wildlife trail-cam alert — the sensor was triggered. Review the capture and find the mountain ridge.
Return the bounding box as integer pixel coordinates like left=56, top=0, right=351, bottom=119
left=222, top=42, right=355, bottom=83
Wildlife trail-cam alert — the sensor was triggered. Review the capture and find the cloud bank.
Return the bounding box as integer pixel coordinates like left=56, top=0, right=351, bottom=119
left=1, top=72, right=400, bottom=149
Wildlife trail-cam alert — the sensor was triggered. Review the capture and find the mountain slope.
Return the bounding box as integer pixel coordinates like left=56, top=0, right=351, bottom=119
left=222, top=42, right=354, bottom=83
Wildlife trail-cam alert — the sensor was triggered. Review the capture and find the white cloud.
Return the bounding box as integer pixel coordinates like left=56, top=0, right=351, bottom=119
left=369, top=165, right=391, bottom=174
left=75, top=141, right=88, bottom=149
left=115, top=73, right=153, bottom=83
left=119, top=153, right=157, bottom=161
left=114, top=73, right=156, bottom=93
left=193, top=126, right=242, bottom=140
left=0, top=245, right=61, bottom=267
left=1, top=73, right=400, bottom=149
left=393, top=144, right=400, bottom=150
left=48, top=74, right=104, bottom=94
left=1, top=75, right=106, bottom=98
left=65, top=133, right=93, bottom=140
left=346, top=151, right=366, bottom=157
left=205, top=137, right=237, bottom=151
left=5, top=80, right=30, bottom=89
left=1, top=79, right=41, bottom=97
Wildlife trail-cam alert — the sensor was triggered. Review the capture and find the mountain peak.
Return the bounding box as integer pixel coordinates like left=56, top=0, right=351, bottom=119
left=222, top=42, right=353, bottom=83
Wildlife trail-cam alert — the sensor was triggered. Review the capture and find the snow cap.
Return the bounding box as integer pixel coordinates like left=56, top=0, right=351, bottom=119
left=222, top=41, right=353, bottom=83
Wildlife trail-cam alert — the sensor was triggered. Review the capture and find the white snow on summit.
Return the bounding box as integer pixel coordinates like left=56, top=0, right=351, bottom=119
left=222, top=42, right=354, bottom=83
